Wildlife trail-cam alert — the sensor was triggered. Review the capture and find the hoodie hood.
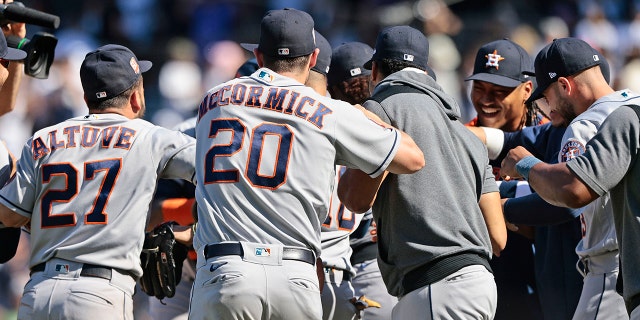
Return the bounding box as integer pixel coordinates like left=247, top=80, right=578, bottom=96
left=372, top=68, right=461, bottom=120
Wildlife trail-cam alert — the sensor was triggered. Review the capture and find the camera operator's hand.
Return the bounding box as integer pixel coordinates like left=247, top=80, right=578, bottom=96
left=0, top=0, right=24, bottom=117
left=0, top=0, right=26, bottom=38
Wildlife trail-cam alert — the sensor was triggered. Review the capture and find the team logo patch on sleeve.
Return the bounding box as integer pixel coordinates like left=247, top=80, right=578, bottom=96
left=561, top=139, right=585, bottom=162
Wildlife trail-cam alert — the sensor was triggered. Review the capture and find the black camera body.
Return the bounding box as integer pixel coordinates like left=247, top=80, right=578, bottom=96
left=0, top=2, right=59, bottom=79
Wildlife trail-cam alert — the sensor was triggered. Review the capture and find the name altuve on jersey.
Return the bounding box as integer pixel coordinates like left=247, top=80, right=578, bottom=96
left=32, top=125, right=136, bottom=160
left=198, top=82, right=334, bottom=129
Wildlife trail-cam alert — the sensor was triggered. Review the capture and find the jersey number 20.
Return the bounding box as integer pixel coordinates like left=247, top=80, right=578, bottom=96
left=41, top=159, right=122, bottom=228
left=204, top=118, right=292, bottom=190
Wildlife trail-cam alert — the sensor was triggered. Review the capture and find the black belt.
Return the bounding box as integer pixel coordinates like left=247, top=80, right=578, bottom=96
left=402, top=252, right=492, bottom=295
left=205, top=243, right=316, bottom=265
left=30, top=262, right=113, bottom=280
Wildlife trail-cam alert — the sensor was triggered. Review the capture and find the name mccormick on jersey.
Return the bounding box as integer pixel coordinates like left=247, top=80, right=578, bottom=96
left=198, top=70, right=333, bottom=129
left=31, top=125, right=136, bottom=161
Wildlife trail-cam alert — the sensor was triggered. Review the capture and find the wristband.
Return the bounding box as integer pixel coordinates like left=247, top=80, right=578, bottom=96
left=515, top=156, right=542, bottom=180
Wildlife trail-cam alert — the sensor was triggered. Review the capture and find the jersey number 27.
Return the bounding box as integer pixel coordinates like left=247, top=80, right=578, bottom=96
left=41, top=159, right=121, bottom=228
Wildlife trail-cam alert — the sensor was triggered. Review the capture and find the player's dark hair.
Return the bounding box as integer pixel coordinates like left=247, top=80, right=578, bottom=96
left=376, top=58, right=426, bottom=78
left=262, top=54, right=311, bottom=74
left=328, top=75, right=371, bottom=105
left=524, top=100, right=549, bottom=126
left=86, top=77, right=143, bottom=110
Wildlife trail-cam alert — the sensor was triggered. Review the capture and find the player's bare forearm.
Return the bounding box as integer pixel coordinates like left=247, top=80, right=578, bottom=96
left=501, top=146, right=599, bottom=208
left=338, top=169, right=387, bottom=213
left=387, top=131, right=425, bottom=174
left=0, top=204, right=29, bottom=227
left=479, top=191, right=506, bottom=256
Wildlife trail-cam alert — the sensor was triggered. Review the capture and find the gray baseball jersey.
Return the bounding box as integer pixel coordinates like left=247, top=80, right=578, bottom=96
left=193, top=67, right=400, bottom=260
left=0, top=114, right=196, bottom=278
left=559, top=90, right=640, bottom=259
left=321, top=165, right=363, bottom=273
left=566, top=105, right=640, bottom=312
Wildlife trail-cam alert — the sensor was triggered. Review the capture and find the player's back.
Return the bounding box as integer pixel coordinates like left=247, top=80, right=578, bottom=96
left=194, top=68, right=398, bottom=255
left=14, top=113, right=195, bottom=276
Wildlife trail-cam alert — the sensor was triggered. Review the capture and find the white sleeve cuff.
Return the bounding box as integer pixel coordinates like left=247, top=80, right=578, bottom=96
left=482, top=127, right=505, bottom=160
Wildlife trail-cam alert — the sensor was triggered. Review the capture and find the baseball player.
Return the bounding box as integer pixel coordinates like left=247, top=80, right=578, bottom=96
left=474, top=40, right=625, bottom=319
left=502, top=107, right=640, bottom=320
left=0, top=44, right=197, bottom=320
left=466, top=38, right=583, bottom=320
left=339, top=25, right=505, bottom=319
left=305, top=31, right=366, bottom=320
left=0, top=27, right=28, bottom=264
left=188, top=8, right=424, bottom=320
left=328, top=41, right=399, bottom=320
left=524, top=38, right=633, bottom=319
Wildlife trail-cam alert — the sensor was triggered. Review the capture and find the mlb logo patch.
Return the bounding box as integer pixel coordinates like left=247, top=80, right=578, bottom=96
left=255, top=248, right=271, bottom=257
left=403, top=54, right=414, bottom=62
left=278, top=48, right=290, bottom=55
left=350, top=67, right=362, bottom=76
left=96, top=91, right=107, bottom=99
left=258, top=71, right=274, bottom=82
left=55, top=264, right=70, bottom=273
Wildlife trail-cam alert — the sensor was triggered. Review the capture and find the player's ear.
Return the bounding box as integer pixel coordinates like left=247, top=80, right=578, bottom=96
left=558, top=77, right=571, bottom=95
left=130, top=87, right=142, bottom=114
left=522, top=80, right=533, bottom=101
left=308, top=48, right=319, bottom=70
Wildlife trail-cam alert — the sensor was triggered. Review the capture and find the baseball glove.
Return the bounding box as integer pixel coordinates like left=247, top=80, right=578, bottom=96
left=139, top=221, right=189, bottom=300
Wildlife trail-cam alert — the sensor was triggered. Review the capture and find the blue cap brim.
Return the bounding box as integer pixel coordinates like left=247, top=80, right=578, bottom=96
left=4, top=47, right=26, bottom=61
left=240, top=43, right=258, bottom=52
left=139, top=60, right=152, bottom=73
left=465, top=73, right=522, bottom=88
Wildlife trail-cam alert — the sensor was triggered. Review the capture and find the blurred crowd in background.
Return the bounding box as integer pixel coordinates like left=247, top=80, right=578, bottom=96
left=3, top=0, right=640, bottom=318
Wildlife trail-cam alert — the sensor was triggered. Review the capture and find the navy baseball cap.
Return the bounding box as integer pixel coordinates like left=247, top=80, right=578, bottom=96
left=311, top=31, right=331, bottom=75
left=235, top=58, right=259, bottom=78
left=364, top=25, right=429, bottom=70
left=240, top=8, right=316, bottom=58
left=80, top=44, right=152, bottom=102
left=527, top=38, right=603, bottom=103
left=0, top=31, right=26, bottom=61
left=328, top=42, right=373, bottom=86
left=465, top=39, right=533, bottom=88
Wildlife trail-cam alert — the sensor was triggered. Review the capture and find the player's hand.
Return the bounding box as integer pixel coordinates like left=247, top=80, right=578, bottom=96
left=500, top=146, right=532, bottom=180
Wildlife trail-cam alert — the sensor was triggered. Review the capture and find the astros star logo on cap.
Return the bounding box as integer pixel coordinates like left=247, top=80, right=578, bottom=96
left=485, top=50, right=505, bottom=69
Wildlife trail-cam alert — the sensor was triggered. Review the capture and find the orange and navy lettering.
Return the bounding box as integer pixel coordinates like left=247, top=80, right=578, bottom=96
left=32, top=126, right=137, bottom=161
left=198, top=84, right=333, bottom=129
